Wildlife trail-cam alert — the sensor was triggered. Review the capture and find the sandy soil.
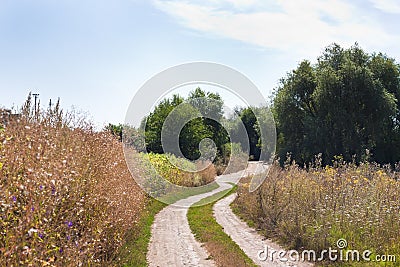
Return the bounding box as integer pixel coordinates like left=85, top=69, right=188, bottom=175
left=146, top=202, right=214, bottom=267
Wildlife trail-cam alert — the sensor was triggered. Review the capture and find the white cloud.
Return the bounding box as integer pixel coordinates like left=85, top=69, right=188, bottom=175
left=370, top=0, right=400, bottom=14
left=209, top=0, right=260, bottom=9
left=153, top=0, right=400, bottom=59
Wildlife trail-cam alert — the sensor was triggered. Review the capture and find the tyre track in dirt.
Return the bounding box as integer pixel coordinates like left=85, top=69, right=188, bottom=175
left=213, top=162, right=313, bottom=267
left=147, top=171, right=243, bottom=267
left=147, top=162, right=312, bottom=266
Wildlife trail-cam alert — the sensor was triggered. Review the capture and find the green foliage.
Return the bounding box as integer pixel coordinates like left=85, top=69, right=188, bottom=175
left=122, top=125, right=146, bottom=152
left=104, top=123, right=123, bottom=141
left=272, top=43, right=400, bottom=165
left=143, top=88, right=228, bottom=161
left=228, top=106, right=274, bottom=161
left=144, top=94, right=184, bottom=154
left=239, top=108, right=261, bottom=159
left=221, top=142, right=244, bottom=160
left=145, top=152, right=197, bottom=185
left=188, top=88, right=229, bottom=158
left=138, top=152, right=216, bottom=188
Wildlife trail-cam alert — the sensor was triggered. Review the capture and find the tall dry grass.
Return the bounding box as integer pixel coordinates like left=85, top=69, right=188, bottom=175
left=0, top=98, right=145, bottom=266
left=233, top=157, right=400, bottom=264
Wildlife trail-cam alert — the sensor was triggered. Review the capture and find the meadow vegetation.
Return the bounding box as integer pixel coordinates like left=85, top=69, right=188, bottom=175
left=233, top=157, right=400, bottom=266
left=145, top=152, right=216, bottom=187
left=0, top=96, right=218, bottom=266
left=0, top=97, right=147, bottom=265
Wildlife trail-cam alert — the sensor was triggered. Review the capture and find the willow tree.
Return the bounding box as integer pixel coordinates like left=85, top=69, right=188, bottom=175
left=273, top=43, right=400, bottom=165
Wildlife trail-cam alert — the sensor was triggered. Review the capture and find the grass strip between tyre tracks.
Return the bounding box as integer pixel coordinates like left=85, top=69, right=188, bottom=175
left=187, top=185, right=257, bottom=267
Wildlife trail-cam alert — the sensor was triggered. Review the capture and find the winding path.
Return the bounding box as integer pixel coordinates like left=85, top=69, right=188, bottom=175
left=146, top=171, right=242, bottom=267
left=213, top=193, right=313, bottom=267
left=147, top=163, right=313, bottom=266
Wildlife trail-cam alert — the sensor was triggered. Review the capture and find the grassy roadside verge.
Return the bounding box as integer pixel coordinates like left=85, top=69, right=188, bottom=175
left=187, top=186, right=257, bottom=267
left=233, top=166, right=400, bottom=267
left=230, top=176, right=261, bottom=232
left=116, top=198, right=166, bottom=266
left=116, top=182, right=220, bottom=266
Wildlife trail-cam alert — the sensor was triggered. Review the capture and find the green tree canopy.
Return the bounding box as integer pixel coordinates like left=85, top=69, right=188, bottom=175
left=143, top=88, right=228, bottom=161
left=273, top=43, right=400, bottom=165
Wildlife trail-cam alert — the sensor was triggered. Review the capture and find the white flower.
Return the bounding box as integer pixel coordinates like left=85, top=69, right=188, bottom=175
left=28, top=228, right=38, bottom=236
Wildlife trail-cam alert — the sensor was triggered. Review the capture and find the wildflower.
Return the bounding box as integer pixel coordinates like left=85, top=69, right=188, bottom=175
left=38, top=233, right=44, bottom=239
left=59, top=248, right=63, bottom=253
left=39, top=185, right=43, bottom=190
left=31, top=207, right=34, bottom=212
left=28, top=228, right=38, bottom=236
left=67, top=221, right=73, bottom=227
left=22, top=246, right=31, bottom=255
left=11, top=196, right=16, bottom=202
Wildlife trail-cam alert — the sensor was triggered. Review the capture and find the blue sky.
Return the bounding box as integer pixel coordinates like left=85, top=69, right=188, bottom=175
left=1, top=0, right=400, bottom=128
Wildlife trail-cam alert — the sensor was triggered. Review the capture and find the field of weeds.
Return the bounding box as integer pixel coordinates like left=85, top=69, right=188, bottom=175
left=0, top=99, right=146, bottom=266
left=145, top=152, right=216, bottom=187
left=233, top=157, right=400, bottom=266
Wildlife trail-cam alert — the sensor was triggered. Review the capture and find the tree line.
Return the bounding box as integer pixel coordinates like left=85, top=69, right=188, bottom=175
left=108, top=43, right=400, bottom=167
left=273, top=43, right=400, bottom=166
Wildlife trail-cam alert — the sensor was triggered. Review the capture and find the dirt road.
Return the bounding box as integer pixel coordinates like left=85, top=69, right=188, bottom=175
left=147, top=163, right=312, bottom=266
left=213, top=193, right=313, bottom=266
left=146, top=171, right=243, bottom=267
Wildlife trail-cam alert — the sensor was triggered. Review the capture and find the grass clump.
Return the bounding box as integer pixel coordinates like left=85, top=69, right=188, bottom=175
left=188, top=187, right=257, bottom=267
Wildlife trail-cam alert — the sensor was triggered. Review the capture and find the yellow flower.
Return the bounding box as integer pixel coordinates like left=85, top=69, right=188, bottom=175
left=376, top=170, right=385, bottom=177
left=325, top=165, right=336, bottom=176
